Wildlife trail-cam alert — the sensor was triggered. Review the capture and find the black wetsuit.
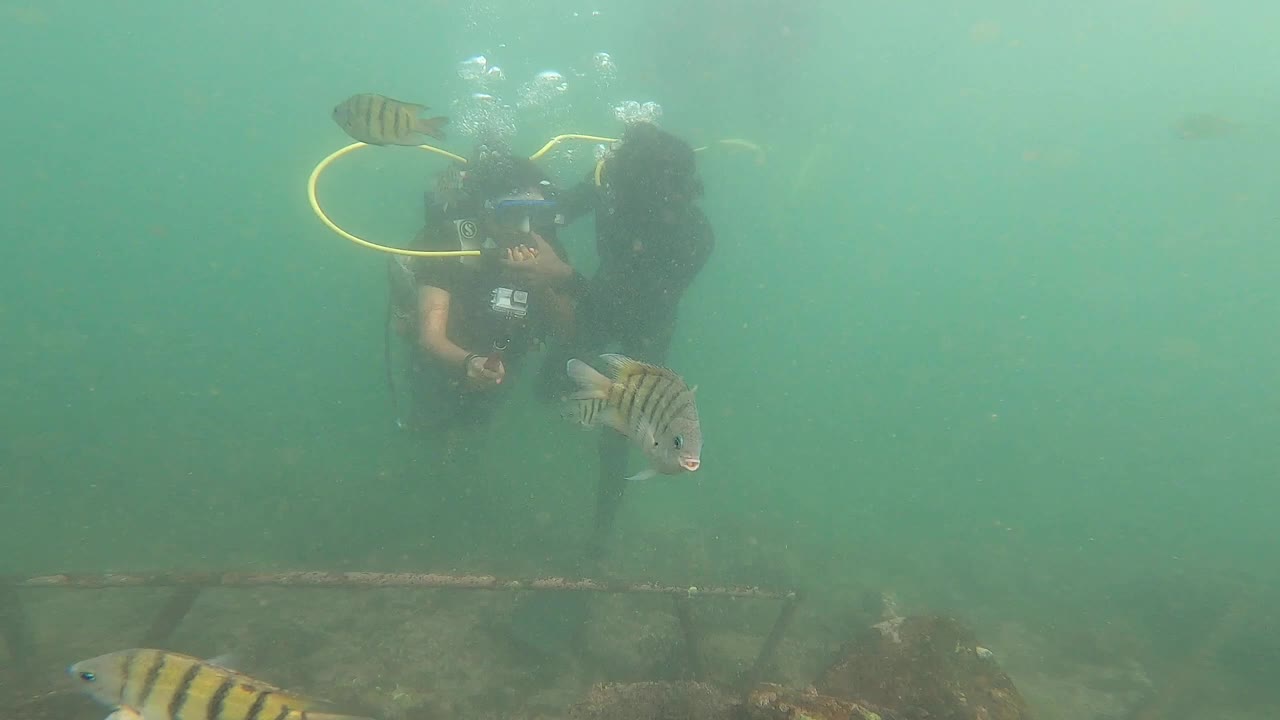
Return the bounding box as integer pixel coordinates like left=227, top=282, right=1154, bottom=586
left=405, top=215, right=571, bottom=431
left=545, top=179, right=713, bottom=368
left=540, top=178, right=715, bottom=556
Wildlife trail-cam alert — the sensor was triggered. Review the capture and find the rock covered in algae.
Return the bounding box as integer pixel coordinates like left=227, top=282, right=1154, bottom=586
left=743, top=682, right=885, bottom=720
left=568, top=681, right=734, bottom=720
left=818, top=615, right=1031, bottom=720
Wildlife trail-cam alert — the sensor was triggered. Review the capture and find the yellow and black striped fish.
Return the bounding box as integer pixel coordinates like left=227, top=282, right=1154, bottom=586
left=68, top=648, right=372, bottom=720
left=331, top=93, right=448, bottom=146
left=565, top=353, right=703, bottom=481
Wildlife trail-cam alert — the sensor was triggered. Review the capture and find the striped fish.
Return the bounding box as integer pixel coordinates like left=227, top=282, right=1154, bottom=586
left=331, top=93, right=448, bottom=146
left=68, top=648, right=372, bottom=720
left=565, top=353, right=702, bottom=481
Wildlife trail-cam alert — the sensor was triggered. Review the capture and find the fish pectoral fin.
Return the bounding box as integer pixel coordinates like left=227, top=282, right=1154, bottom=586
left=626, top=468, right=658, bottom=482
left=604, top=410, right=629, bottom=434
left=105, top=708, right=144, bottom=720
left=631, top=417, right=657, bottom=447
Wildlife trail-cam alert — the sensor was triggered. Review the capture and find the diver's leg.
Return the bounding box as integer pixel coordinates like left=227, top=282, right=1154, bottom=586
left=406, top=347, right=435, bottom=434
left=587, top=431, right=630, bottom=564
left=584, top=324, right=675, bottom=563
left=535, top=344, right=569, bottom=404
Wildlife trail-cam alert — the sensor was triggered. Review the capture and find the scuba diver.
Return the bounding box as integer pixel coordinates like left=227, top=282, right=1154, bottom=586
left=546, top=120, right=715, bottom=557
left=512, top=122, right=714, bottom=657
left=388, top=144, right=583, bottom=470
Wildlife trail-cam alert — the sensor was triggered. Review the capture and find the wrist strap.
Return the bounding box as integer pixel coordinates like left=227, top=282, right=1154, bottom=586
left=462, top=353, right=478, bottom=375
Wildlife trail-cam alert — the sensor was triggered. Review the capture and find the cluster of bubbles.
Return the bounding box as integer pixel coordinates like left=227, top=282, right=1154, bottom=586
left=516, top=70, right=570, bottom=111
left=451, top=48, right=665, bottom=151
left=457, top=55, right=506, bottom=87
left=454, top=55, right=516, bottom=139
left=454, top=53, right=583, bottom=138
left=613, top=100, right=664, bottom=126
left=591, top=52, right=617, bottom=88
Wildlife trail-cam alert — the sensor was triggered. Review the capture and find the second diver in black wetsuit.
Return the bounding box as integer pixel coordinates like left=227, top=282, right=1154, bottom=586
left=542, top=121, right=716, bottom=559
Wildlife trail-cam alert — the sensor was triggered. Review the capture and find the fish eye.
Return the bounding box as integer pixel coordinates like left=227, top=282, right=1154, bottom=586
left=79, top=672, right=96, bottom=682
left=673, top=435, right=684, bottom=449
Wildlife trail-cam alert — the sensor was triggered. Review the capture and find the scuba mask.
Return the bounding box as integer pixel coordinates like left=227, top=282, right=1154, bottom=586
left=485, top=198, right=564, bottom=234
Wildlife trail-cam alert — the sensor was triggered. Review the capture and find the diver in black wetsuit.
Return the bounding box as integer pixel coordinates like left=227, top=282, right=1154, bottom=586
left=541, top=121, right=715, bottom=560
left=389, top=146, right=579, bottom=473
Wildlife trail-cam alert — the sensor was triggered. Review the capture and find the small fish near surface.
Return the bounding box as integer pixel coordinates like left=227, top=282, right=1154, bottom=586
left=69, top=647, right=373, bottom=720
left=332, top=93, right=448, bottom=146
left=565, top=353, right=702, bottom=481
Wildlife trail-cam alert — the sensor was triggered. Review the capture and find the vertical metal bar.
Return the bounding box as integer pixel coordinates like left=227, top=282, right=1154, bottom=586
left=140, top=587, right=201, bottom=647
left=742, top=593, right=801, bottom=691
left=672, top=596, right=705, bottom=680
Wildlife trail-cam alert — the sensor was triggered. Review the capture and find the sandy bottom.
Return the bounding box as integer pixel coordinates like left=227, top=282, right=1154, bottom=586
left=2, top=575, right=1275, bottom=720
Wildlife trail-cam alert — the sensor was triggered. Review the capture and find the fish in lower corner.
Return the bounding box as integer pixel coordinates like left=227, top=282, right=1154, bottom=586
left=564, top=353, right=702, bottom=481
left=69, top=648, right=375, bottom=720
left=332, top=93, right=448, bottom=146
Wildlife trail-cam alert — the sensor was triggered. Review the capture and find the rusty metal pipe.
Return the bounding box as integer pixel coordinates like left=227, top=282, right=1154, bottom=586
left=6, top=571, right=796, bottom=601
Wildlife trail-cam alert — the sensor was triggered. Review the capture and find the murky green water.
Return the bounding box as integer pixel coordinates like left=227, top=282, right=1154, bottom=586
left=3, top=1, right=1278, bottom=716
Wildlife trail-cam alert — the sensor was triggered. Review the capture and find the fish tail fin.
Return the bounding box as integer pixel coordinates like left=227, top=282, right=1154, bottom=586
left=301, top=714, right=376, bottom=720
left=566, top=358, right=611, bottom=398
left=564, top=359, right=623, bottom=430
left=415, top=116, right=449, bottom=139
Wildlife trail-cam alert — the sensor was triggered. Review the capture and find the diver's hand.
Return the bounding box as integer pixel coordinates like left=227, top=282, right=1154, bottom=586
left=464, top=354, right=505, bottom=389
left=500, top=232, right=573, bottom=286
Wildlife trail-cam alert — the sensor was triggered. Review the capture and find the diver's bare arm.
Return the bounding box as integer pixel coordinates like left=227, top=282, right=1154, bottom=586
left=417, top=285, right=469, bottom=369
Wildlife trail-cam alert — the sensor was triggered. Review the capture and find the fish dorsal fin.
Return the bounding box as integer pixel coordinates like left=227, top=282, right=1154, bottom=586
left=597, top=353, right=636, bottom=380
left=206, top=653, right=239, bottom=671
left=598, top=353, right=679, bottom=383
left=193, top=656, right=320, bottom=709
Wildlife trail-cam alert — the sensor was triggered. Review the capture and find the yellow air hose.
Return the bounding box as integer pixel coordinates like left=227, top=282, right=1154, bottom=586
left=307, top=142, right=476, bottom=257
left=307, top=135, right=762, bottom=257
